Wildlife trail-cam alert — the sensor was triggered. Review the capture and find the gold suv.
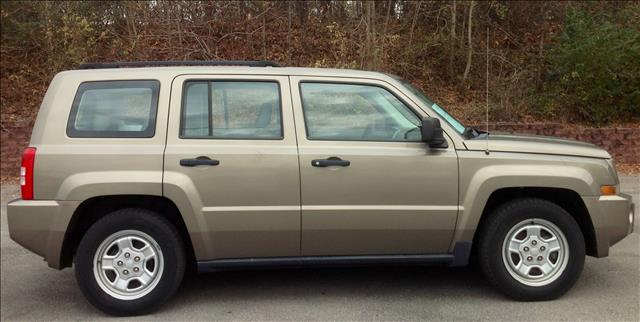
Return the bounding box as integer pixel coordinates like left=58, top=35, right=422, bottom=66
left=7, top=61, right=634, bottom=316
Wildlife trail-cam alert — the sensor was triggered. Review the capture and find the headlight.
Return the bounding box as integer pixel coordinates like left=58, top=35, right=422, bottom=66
left=605, top=159, right=619, bottom=184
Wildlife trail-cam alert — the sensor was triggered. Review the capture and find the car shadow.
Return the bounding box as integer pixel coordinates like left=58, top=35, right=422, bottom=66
left=167, top=265, right=504, bottom=310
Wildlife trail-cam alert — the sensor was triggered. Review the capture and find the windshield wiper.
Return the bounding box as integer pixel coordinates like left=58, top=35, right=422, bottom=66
left=462, top=126, right=486, bottom=139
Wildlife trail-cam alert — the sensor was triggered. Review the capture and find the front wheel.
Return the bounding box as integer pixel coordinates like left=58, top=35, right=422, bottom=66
left=477, top=198, right=586, bottom=300
left=75, top=208, right=186, bottom=316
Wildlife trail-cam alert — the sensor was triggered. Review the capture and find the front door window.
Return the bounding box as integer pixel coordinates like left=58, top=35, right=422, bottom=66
left=300, top=83, right=422, bottom=142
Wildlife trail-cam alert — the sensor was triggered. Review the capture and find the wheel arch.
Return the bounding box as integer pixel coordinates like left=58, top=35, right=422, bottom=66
left=60, top=195, right=196, bottom=269
left=472, top=187, right=597, bottom=257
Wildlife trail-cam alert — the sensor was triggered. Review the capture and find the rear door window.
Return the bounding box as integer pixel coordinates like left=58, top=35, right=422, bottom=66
left=67, top=80, right=160, bottom=138
left=181, top=81, right=282, bottom=140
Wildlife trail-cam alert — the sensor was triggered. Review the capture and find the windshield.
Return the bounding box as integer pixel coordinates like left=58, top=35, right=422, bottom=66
left=399, top=80, right=467, bottom=135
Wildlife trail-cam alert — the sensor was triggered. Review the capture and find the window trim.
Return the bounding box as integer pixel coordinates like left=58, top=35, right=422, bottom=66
left=298, top=80, right=425, bottom=143
left=66, top=80, right=160, bottom=138
left=179, top=79, right=285, bottom=141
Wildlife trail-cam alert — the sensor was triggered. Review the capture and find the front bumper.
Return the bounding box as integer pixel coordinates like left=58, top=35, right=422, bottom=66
left=7, top=199, right=79, bottom=269
left=582, top=193, right=634, bottom=257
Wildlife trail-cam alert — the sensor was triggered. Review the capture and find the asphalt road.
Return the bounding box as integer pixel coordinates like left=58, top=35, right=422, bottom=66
left=1, top=176, right=639, bottom=321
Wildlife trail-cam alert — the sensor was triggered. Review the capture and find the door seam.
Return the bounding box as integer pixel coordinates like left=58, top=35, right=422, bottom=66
left=287, top=75, right=304, bottom=255
left=161, top=76, right=177, bottom=196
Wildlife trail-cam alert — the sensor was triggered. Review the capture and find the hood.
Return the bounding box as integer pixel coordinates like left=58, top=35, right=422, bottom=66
left=464, top=132, right=611, bottom=159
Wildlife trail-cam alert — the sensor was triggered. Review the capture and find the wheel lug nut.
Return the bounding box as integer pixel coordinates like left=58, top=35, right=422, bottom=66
left=123, top=269, right=129, bottom=275
left=133, top=267, right=139, bottom=272
left=540, top=246, right=546, bottom=251
left=134, top=256, right=140, bottom=262
left=124, top=252, right=130, bottom=258
left=537, top=256, right=543, bottom=261
left=527, top=256, right=533, bottom=261
left=523, top=247, right=529, bottom=252
left=532, top=240, right=537, bottom=246
left=117, top=261, right=123, bottom=266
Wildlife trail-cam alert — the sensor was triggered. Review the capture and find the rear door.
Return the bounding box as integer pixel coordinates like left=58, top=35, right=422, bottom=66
left=163, top=75, right=300, bottom=260
left=290, top=76, right=459, bottom=256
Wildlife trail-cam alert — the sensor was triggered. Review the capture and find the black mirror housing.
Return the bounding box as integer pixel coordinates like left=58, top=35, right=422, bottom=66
left=421, top=117, right=448, bottom=148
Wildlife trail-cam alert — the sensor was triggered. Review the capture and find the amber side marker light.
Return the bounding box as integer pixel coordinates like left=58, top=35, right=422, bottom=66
left=600, top=185, right=616, bottom=196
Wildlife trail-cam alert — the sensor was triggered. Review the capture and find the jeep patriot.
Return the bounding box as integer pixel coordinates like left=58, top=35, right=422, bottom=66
left=7, top=61, right=635, bottom=316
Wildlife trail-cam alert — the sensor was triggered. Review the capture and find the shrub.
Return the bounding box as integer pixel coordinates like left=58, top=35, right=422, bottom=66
left=539, top=4, right=640, bottom=124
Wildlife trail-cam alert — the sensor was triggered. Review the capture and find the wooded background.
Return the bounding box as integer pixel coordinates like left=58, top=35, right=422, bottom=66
left=1, top=0, right=639, bottom=128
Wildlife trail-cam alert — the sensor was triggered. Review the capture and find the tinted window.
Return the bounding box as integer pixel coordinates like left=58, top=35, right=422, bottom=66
left=67, top=80, right=160, bottom=138
left=181, top=81, right=282, bottom=139
left=300, top=83, right=421, bottom=141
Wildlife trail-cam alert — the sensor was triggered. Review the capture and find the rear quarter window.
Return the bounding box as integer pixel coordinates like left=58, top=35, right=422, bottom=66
left=67, top=80, right=160, bottom=138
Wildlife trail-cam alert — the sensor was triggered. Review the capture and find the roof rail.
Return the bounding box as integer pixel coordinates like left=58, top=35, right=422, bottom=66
left=77, top=60, right=282, bottom=69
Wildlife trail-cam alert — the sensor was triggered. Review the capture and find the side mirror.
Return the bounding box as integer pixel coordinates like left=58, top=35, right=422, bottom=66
left=421, top=117, right=448, bottom=148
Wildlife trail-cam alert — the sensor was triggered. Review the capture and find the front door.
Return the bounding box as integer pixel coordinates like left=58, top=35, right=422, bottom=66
left=290, top=77, right=459, bottom=256
left=164, top=75, right=300, bottom=260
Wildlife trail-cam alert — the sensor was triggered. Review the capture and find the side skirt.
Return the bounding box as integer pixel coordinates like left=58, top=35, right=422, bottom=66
left=197, top=242, right=472, bottom=272
left=198, top=253, right=454, bottom=272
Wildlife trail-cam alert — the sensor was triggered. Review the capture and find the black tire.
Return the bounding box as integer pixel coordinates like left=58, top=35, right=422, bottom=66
left=75, top=208, right=186, bottom=316
left=477, top=198, right=585, bottom=301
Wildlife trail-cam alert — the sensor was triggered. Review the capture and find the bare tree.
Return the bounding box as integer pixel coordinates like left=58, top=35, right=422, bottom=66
left=287, top=1, right=292, bottom=65
left=262, top=1, right=267, bottom=60
left=448, top=0, right=457, bottom=80
left=370, top=1, right=377, bottom=69
left=462, top=0, right=475, bottom=84
left=381, top=0, right=392, bottom=69
left=362, top=0, right=376, bottom=69
left=408, top=0, right=423, bottom=46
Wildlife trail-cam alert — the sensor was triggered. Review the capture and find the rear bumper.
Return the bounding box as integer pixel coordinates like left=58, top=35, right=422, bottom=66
left=7, top=199, right=79, bottom=269
left=583, top=193, right=634, bottom=257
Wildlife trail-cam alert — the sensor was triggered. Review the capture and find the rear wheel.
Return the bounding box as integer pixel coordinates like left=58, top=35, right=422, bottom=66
left=75, top=208, right=186, bottom=316
left=477, top=198, right=585, bottom=300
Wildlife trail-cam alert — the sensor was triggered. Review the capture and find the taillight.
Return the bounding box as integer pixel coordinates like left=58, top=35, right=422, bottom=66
left=20, top=147, right=36, bottom=200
